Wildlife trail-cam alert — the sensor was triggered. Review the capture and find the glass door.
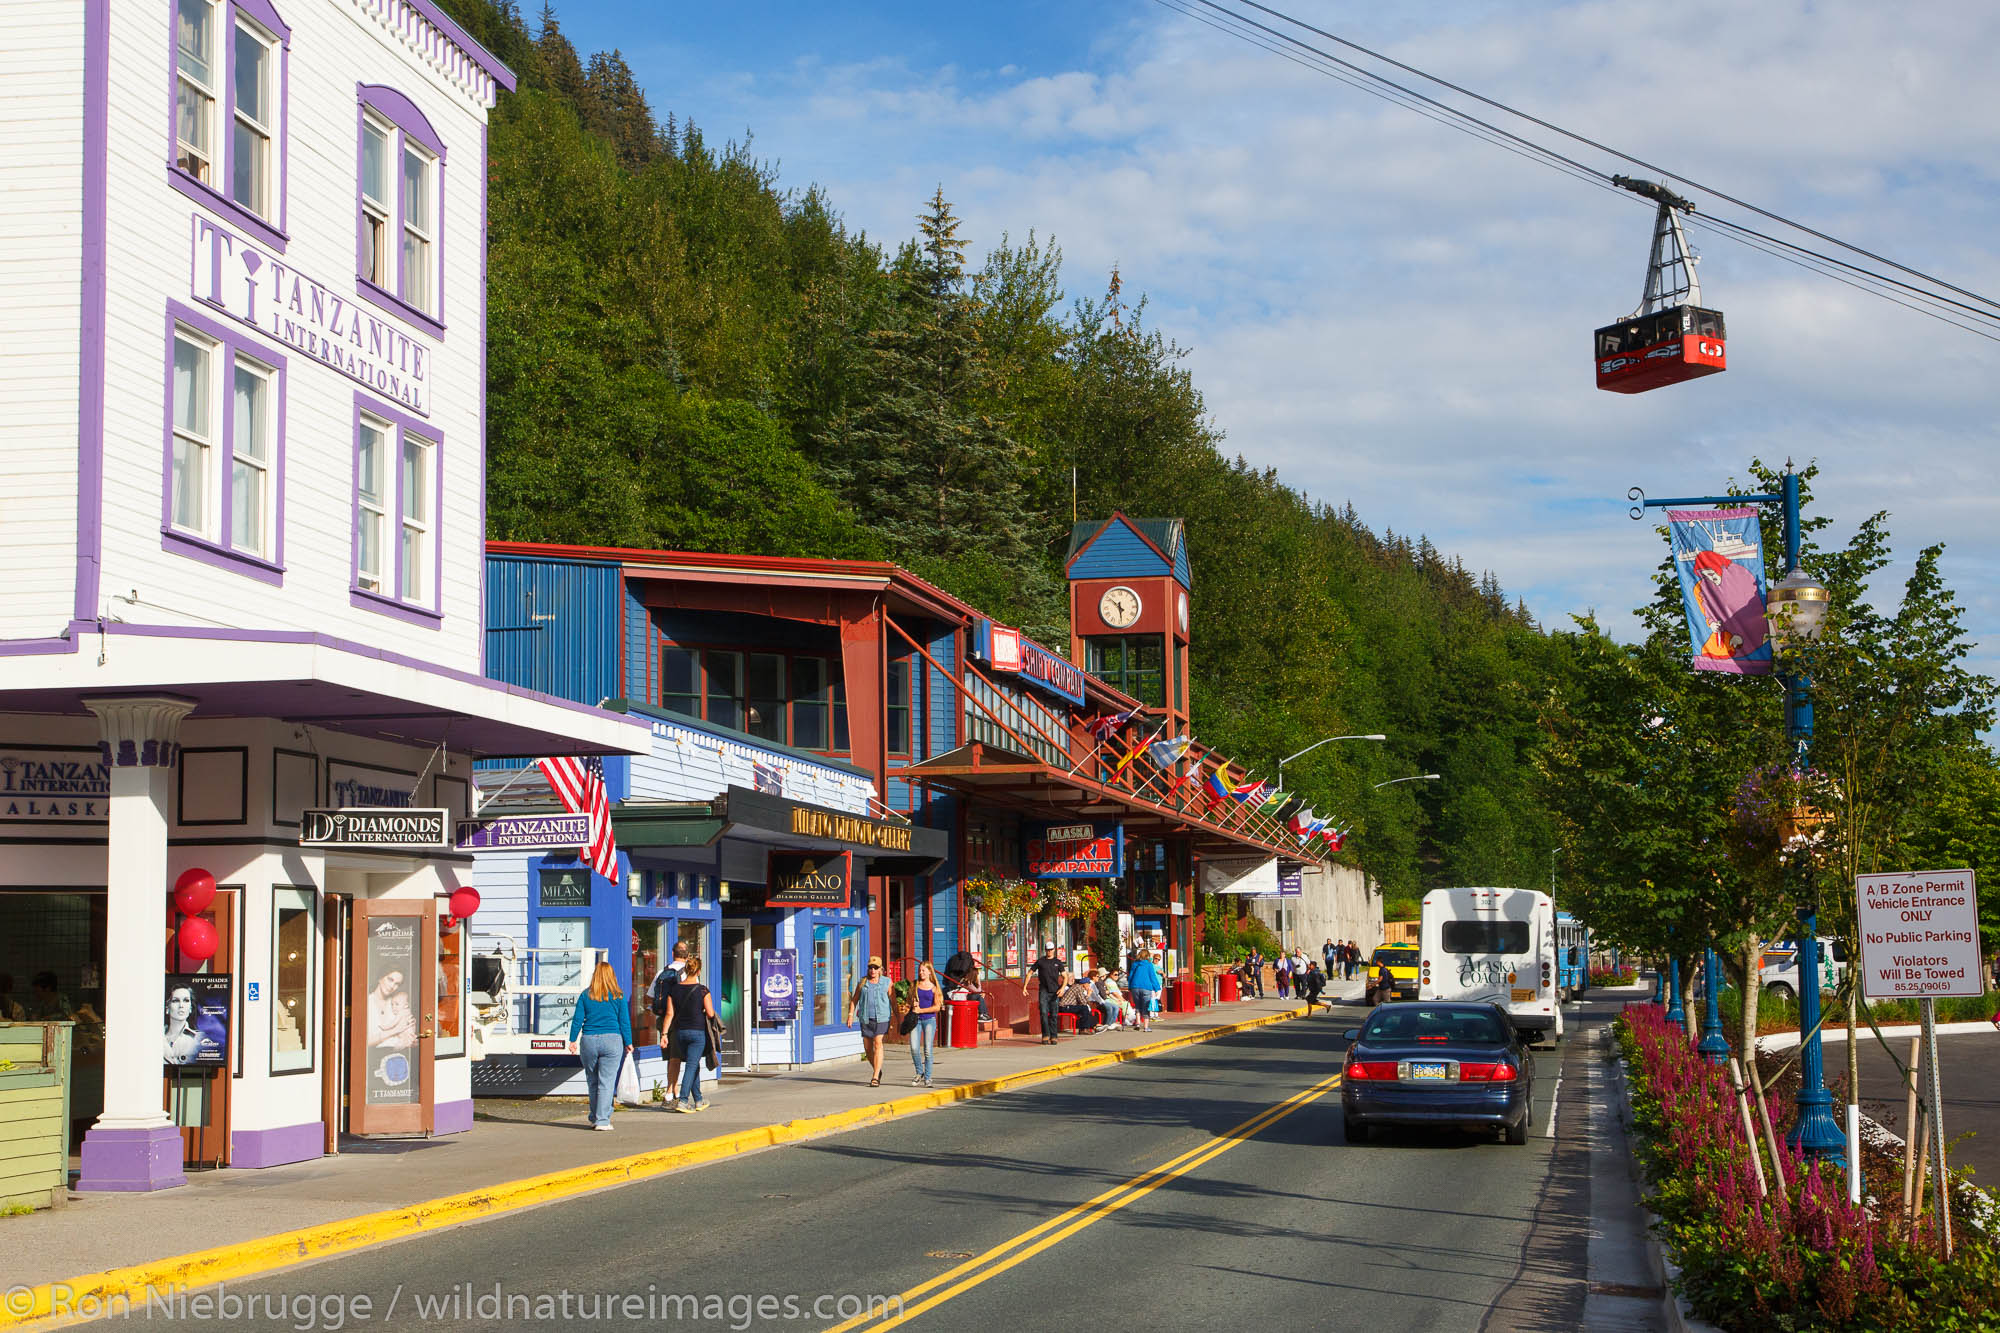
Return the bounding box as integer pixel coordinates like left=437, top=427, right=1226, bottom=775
left=346, top=898, right=435, bottom=1136
left=717, top=923, right=748, bottom=1068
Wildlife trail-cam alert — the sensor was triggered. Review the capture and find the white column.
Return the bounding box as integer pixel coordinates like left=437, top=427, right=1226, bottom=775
left=77, top=695, right=194, bottom=1192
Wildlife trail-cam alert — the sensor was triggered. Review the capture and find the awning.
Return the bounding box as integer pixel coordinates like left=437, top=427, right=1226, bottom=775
left=608, top=786, right=947, bottom=877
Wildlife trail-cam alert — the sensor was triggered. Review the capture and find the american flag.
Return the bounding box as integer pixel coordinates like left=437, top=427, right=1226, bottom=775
left=537, top=755, right=620, bottom=880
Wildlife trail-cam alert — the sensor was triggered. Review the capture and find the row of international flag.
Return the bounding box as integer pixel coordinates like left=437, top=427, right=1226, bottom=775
left=1085, top=709, right=1350, bottom=852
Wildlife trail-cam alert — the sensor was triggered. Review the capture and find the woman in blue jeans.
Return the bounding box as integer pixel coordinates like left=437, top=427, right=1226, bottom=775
left=660, top=954, right=717, bottom=1113
left=907, top=960, right=942, bottom=1087
left=566, top=960, right=633, bottom=1130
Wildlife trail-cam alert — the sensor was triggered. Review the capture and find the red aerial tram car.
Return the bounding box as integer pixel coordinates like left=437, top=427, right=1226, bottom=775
left=1595, top=177, right=1727, bottom=393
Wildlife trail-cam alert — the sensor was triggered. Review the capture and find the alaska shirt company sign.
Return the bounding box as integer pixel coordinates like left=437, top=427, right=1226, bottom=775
left=190, top=215, right=433, bottom=416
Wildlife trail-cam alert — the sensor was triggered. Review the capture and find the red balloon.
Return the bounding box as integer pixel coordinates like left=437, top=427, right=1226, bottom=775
left=177, top=916, right=219, bottom=962
left=172, top=868, right=217, bottom=916
left=448, top=886, right=481, bottom=920
left=440, top=915, right=458, bottom=933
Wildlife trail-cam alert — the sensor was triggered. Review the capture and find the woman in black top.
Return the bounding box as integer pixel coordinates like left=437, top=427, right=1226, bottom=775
left=660, top=955, right=717, bottom=1113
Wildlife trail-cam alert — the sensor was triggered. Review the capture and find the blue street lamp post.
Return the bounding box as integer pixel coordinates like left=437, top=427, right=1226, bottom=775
left=1665, top=950, right=1685, bottom=1031
left=1632, top=464, right=1839, bottom=1159
left=1699, top=948, right=1729, bottom=1064
left=1653, top=965, right=1667, bottom=1005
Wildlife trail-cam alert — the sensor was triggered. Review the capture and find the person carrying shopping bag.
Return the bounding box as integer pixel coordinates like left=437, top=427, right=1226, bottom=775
left=659, top=954, right=717, bottom=1113
left=566, top=960, right=633, bottom=1131
left=907, top=960, right=943, bottom=1086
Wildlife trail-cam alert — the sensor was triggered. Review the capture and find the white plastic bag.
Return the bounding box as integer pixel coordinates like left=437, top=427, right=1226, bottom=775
left=615, top=1050, right=644, bottom=1106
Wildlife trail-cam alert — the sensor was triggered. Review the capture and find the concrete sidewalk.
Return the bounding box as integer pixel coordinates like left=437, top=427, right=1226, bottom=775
left=2, top=987, right=1351, bottom=1297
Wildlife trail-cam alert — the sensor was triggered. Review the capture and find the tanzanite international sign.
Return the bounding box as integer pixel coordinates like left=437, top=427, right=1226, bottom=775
left=455, top=812, right=591, bottom=851
left=190, top=214, right=432, bottom=417
left=757, top=949, right=800, bottom=1023
left=0, top=746, right=109, bottom=822
left=1668, top=507, right=1772, bottom=675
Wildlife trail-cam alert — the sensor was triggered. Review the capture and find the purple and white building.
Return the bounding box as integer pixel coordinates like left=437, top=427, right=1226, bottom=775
left=0, top=1, right=645, bottom=1191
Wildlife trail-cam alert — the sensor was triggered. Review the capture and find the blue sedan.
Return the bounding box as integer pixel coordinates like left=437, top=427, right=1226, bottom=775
left=1340, top=1002, right=1535, bottom=1145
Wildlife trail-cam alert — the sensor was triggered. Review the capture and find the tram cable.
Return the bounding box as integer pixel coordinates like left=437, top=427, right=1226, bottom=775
left=1155, top=0, right=2000, bottom=340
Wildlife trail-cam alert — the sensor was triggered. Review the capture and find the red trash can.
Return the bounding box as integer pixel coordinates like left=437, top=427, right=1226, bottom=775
left=947, top=998, right=980, bottom=1049
left=1218, top=971, right=1240, bottom=1002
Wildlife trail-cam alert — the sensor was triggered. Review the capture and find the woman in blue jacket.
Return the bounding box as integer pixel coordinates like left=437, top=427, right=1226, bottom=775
left=1127, top=952, right=1161, bottom=1033
left=567, top=960, right=633, bottom=1130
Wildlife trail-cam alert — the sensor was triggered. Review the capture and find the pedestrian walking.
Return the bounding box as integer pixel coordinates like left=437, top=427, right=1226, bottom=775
left=1247, top=947, right=1266, bottom=996
left=1323, top=938, right=1339, bottom=977
left=659, top=954, right=716, bottom=1112
left=1029, top=950, right=1068, bottom=1044
left=649, top=939, right=691, bottom=1103
left=566, top=959, right=633, bottom=1130
left=1300, top=960, right=1327, bottom=1015
left=1127, top=950, right=1161, bottom=1032
left=908, top=960, right=942, bottom=1087
left=848, top=956, right=894, bottom=1085
left=1275, top=950, right=1292, bottom=999
left=1344, top=941, right=1359, bottom=980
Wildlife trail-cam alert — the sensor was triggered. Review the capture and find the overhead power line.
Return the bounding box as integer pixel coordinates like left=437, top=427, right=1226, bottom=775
left=1153, top=0, right=2000, bottom=339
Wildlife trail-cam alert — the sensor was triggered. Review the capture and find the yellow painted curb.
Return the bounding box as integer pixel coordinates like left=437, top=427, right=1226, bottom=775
left=1, top=1005, right=1310, bottom=1329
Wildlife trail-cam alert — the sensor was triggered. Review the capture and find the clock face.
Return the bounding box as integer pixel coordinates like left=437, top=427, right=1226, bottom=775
left=1177, top=591, right=1188, bottom=634
left=1099, top=585, right=1142, bottom=629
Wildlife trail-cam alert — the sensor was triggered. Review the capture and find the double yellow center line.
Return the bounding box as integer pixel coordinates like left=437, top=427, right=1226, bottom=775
left=825, top=1070, right=1345, bottom=1332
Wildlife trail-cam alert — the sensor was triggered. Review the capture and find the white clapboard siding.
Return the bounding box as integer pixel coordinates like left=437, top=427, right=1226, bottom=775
left=0, top=2, right=86, bottom=638
left=629, top=718, right=876, bottom=814
left=82, top=3, right=492, bottom=663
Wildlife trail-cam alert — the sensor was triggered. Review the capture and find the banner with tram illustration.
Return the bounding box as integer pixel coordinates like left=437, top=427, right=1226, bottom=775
left=1668, top=507, right=1772, bottom=675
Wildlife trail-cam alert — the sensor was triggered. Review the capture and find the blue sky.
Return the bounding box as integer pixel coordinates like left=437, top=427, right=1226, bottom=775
left=547, top=0, right=2000, bottom=679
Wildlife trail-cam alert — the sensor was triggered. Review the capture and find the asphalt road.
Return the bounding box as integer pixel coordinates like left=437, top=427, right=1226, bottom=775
left=113, top=999, right=1619, bottom=1333
left=1853, top=1028, right=2000, bottom=1191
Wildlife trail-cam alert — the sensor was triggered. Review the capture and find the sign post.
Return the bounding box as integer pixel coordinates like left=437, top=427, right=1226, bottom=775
left=1855, top=867, right=1981, bottom=1254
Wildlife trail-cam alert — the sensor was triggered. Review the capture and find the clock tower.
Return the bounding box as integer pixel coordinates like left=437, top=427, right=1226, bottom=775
left=1065, top=514, right=1193, bottom=735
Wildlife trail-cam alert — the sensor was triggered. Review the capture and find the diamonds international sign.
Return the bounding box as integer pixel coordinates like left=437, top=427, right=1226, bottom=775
left=301, top=807, right=450, bottom=849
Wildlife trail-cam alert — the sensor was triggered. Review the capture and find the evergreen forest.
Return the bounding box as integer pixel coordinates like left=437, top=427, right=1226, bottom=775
left=435, top=4, right=1995, bottom=924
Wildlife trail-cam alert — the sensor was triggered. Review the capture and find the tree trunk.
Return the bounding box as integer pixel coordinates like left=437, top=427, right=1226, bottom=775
left=1739, top=936, right=1762, bottom=1060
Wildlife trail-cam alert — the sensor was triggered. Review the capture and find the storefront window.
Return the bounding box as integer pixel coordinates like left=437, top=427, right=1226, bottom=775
left=747, top=653, right=786, bottom=744
left=705, top=651, right=744, bottom=730
left=631, top=920, right=664, bottom=1047
left=886, top=659, right=912, bottom=755
left=535, top=918, right=588, bottom=1038
left=813, top=924, right=833, bottom=1026
left=839, top=925, right=862, bottom=1017
left=678, top=918, right=706, bottom=979
left=662, top=647, right=699, bottom=716
left=436, top=899, right=464, bottom=1057
left=271, top=887, right=314, bottom=1072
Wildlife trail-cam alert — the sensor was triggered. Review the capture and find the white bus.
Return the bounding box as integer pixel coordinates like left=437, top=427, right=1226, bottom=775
left=1418, top=887, right=1564, bottom=1043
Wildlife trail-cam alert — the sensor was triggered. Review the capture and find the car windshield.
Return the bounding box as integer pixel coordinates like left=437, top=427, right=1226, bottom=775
left=1361, top=1007, right=1509, bottom=1045
left=1373, top=948, right=1414, bottom=967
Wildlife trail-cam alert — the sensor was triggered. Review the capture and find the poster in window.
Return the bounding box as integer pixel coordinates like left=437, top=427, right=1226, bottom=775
left=363, top=916, right=421, bottom=1104
left=163, top=973, right=230, bottom=1068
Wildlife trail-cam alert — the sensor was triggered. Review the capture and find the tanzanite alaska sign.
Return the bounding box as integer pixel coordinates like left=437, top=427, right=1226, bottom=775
left=190, top=215, right=433, bottom=416
left=0, top=746, right=110, bottom=822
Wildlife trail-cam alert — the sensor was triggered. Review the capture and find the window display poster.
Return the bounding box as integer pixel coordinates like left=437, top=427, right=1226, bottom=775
left=163, top=973, right=230, bottom=1068
left=363, top=917, right=421, bottom=1105
left=757, top=948, right=799, bottom=1023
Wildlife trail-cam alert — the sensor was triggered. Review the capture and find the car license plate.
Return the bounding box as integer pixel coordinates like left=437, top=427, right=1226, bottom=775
left=1511, top=987, right=1537, bottom=1002
left=1408, top=1062, right=1448, bottom=1081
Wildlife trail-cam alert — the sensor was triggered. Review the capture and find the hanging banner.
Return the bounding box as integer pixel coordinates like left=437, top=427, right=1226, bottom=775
left=1668, top=507, right=1772, bottom=675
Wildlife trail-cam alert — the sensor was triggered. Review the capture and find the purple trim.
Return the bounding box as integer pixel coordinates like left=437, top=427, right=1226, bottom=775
left=161, top=300, right=288, bottom=584
left=77, top=1124, right=187, bottom=1193
left=79, top=621, right=652, bottom=731
left=355, top=87, right=446, bottom=340
left=75, top=0, right=110, bottom=624
left=350, top=392, right=444, bottom=622
left=166, top=1, right=291, bottom=255
left=403, top=0, right=518, bottom=92
left=478, top=122, right=488, bottom=672
left=100, top=737, right=181, bottom=768
left=433, top=1097, right=474, bottom=1135
left=0, top=635, right=79, bottom=656
left=230, top=1119, right=323, bottom=1168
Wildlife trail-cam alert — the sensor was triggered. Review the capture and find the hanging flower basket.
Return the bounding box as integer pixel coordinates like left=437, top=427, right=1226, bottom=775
left=1045, top=880, right=1107, bottom=918
left=963, top=871, right=1043, bottom=926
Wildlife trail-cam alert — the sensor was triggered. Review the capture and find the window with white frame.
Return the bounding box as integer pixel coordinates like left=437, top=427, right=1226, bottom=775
left=355, top=416, right=389, bottom=595
left=166, top=305, right=286, bottom=573
left=172, top=0, right=289, bottom=238
left=353, top=403, right=439, bottom=615
left=356, top=89, right=444, bottom=326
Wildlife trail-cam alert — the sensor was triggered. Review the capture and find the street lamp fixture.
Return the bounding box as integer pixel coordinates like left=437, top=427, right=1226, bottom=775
left=1767, top=567, right=1831, bottom=645
left=1275, top=734, right=1386, bottom=792
left=1372, top=774, right=1440, bottom=790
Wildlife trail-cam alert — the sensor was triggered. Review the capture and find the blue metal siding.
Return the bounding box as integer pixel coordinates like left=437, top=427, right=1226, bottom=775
left=625, top=582, right=650, bottom=702
left=925, top=627, right=957, bottom=759
left=484, top=555, right=622, bottom=706
left=924, top=800, right=959, bottom=962
left=1173, top=536, right=1193, bottom=589
left=1069, top=521, right=1170, bottom=581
